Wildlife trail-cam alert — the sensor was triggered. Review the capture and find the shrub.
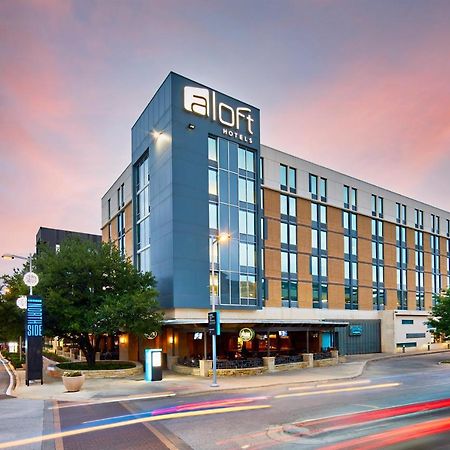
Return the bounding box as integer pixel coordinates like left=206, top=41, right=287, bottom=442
left=2, top=352, right=25, bottom=369
left=63, top=371, right=83, bottom=377
left=42, top=351, right=70, bottom=363
left=57, top=361, right=135, bottom=371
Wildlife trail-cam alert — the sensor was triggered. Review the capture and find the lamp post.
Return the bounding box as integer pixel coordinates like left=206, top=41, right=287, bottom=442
left=2, top=253, right=34, bottom=295
left=210, top=232, right=230, bottom=388
left=2, top=253, right=34, bottom=362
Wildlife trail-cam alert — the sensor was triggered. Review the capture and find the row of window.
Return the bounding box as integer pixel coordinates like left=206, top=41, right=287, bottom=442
left=277, top=164, right=449, bottom=235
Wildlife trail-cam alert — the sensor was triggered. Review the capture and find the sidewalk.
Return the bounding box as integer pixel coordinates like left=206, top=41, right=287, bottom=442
left=12, top=349, right=450, bottom=402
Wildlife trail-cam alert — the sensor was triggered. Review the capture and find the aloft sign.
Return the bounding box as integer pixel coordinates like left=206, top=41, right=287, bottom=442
left=184, top=86, right=255, bottom=144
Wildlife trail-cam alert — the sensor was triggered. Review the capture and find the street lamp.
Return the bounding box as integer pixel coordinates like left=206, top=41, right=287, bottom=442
left=1, top=254, right=34, bottom=295
left=210, top=232, right=230, bottom=388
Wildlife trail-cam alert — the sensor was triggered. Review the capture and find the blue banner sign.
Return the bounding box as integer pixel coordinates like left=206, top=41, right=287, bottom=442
left=26, top=295, right=43, bottom=385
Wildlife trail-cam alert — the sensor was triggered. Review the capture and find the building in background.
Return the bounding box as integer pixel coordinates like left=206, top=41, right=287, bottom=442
left=103, top=72, right=450, bottom=365
left=36, top=227, right=101, bottom=253
left=101, top=164, right=133, bottom=261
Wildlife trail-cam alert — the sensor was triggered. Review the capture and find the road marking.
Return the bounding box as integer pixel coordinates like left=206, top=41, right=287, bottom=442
left=0, top=404, right=271, bottom=449
left=275, top=383, right=400, bottom=399
left=52, top=400, right=64, bottom=450
left=0, top=357, right=14, bottom=396
left=288, top=379, right=371, bottom=391
left=121, top=402, right=179, bottom=450
left=49, top=392, right=176, bottom=409
left=315, top=379, right=371, bottom=388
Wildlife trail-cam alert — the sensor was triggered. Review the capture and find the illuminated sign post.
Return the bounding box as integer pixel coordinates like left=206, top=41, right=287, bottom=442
left=144, top=348, right=163, bottom=382
left=26, top=295, right=43, bottom=385
left=208, top=311, right=220, bottom=336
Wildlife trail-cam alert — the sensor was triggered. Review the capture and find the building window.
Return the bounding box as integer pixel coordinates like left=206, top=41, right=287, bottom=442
left=312, top=203, right=327, bottom=225
left=414, top=208, right=423, bottom=229
left=209, top=169, right=218, bottom=196
left=208, top=137, right=217, bottom=161
left=372, top=195, right=383, bottom=218
left=372, top=218, right=384, bottom=310
left=343, top=211, right=358, bottom=310
left=211, top=137, right=257, bottom=307
left=107, top=198, right=111, bottom=220
left=281, top=280, right=298, bottom=308
left=430, top=234, right=441, bottom=306
left=396, top=225, right=408, bottom=310
left=447, top=219, right=450, bottom=237
left=446, top=239, right=450, bottom=288
left=280, top=164, right=288, bottom=190
left=135, top=153, right=150, bottom=272
left=280, top=194, right=296, bottom=219
left=396, top=203, right=406, bottom=225
left=281, top=165, right=297, bottom=193
left=320, top=177, right=327, bottom=202
left=313, top=282, right=328, bottom=309
left=351, top=188, right=357, bottom=211
left=311, top=202, right=327, bottom=309
left=415, top=230, right=425, bottom=310
left=288, top=167, right=296, bottom=193
left=343, top=185, right=349, bottom=209
left=309, top=174, right=318, bottom=200
left=431, top=214, right=440, bottom=234
left=260, top=157, right=264, bottom=184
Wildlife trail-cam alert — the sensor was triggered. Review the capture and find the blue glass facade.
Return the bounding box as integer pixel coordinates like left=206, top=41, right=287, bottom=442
left=131, top=73, right=261, bottom=310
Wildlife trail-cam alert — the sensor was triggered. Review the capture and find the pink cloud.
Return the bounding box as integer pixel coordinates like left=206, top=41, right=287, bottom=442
left=263, top=46, right=450, bottom=209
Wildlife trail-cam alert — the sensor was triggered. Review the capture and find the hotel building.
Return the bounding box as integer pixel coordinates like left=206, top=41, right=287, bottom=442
left=101, top=73, right=450, bottom=364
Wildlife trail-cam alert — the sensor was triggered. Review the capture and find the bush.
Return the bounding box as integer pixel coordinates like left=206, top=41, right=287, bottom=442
left=63, top=371, right=83, bottom=377
left=2, top=352, right=25, bottom=369
left=42, top=351, right=70, bottom=363
left=57, top=361, right=135, bottom=371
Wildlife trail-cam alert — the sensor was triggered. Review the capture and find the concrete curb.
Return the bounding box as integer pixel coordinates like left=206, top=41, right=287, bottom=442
left=10, top=349, right=450, bottom=401
left=171, top=349, right=450, bottom=396
left=0, top=356, right=16, bottom=396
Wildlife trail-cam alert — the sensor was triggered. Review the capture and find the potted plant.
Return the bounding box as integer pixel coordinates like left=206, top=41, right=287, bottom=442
left=62, top=371, right=85, bottom=392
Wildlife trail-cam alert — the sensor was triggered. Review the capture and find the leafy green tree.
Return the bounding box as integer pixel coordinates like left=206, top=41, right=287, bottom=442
left=33, top=238, right=163, bottom=367
left=0, top=272, right=27, bottom=343
left=428, top=288, right=450, bottom=340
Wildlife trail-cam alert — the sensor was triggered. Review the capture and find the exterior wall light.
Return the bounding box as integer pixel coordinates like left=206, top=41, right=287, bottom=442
left=187, top=123, right=195, bottom=130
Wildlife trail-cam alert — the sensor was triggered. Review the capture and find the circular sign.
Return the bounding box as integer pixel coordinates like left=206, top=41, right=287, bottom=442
left=16, top=296, right=27, bottom=310
left=239, top=328, right=255, bottom=342
left=23, top=272, right=39, bottom=287
left=145, top=331, right=158, bottom=340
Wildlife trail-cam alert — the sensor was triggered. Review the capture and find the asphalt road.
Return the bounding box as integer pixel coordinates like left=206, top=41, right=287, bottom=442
left=1, top=354, right=450, bottom=449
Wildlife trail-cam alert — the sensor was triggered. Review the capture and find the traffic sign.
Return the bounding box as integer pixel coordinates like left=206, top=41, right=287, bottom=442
left=208, top=311, right=221, bottom=336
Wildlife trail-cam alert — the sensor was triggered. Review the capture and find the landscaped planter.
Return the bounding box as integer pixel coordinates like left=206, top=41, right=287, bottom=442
left=62, top=374, right=85, bottom=392
left=53, top=361, right=143, bottom=378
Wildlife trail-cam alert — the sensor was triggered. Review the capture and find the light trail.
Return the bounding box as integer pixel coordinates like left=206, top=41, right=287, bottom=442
left=81, top=396, right=268, bottom=427
left=0, top=404, right=271, bottom=449
left=288, top=379, right=371, bottom=391
left=275, top=382, right=400, bottom=399
left=319, top=416, right=450, bottom=450
left=295, top=397, right=450, bottom=433
left=49, top=392, right=176, bottom=409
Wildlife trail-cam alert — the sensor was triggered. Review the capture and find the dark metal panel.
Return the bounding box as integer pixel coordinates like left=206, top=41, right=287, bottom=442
left=337, top=319, right=381, bottom=355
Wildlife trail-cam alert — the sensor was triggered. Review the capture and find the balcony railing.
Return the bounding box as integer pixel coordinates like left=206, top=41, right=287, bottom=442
left=274, top=355, right=303, bottom=365
left=313, top=351, right=332, bottom=360
left=217, top=358, right=264, bottom=369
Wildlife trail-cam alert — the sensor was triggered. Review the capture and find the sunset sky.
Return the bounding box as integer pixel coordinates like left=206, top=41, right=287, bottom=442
left=1, top=0, right=450, bottom=275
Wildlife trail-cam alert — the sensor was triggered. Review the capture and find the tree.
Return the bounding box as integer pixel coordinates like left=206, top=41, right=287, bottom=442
left=428, top=288, right=450, bottom=340
left=0, top=273, right=26, bottom=343
left=33, top=238, right=163, bottom=366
